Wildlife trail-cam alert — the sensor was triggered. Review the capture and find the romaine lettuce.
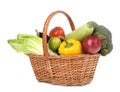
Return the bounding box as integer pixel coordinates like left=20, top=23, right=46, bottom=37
left=8, top=34, right=43, bottom=55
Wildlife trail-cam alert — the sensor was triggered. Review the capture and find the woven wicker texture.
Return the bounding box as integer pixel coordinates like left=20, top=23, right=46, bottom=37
left=28, top=10, right=100, bottom=86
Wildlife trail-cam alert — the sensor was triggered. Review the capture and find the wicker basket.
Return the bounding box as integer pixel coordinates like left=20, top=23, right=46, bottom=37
left=28, top=10, right=100, bottom=86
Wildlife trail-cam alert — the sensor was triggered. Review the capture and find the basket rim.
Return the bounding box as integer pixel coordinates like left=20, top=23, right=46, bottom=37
left=28, top=53, right=101, bottom=57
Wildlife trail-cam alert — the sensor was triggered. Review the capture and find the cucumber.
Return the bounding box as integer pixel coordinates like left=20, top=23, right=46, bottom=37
left=65, top=21, right=97, bottom=42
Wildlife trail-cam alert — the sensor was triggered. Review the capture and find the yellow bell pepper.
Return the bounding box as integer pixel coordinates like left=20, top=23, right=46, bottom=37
left=58, top=39, right=82, bottom=55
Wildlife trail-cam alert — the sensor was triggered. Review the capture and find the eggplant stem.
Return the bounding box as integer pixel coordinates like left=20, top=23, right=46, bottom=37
left=35, top=29, right=39, bottom=37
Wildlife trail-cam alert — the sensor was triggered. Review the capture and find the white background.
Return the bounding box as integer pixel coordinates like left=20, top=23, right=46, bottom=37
left=0, top=0, right=120, bottom=92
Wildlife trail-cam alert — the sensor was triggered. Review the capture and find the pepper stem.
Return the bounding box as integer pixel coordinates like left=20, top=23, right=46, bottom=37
left=58, top=36, right=73, bottom=48
left=65, top=41, right=73, bottom=48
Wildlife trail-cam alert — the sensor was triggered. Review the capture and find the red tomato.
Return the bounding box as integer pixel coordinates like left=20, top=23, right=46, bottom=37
left=49, top=26, right=65, bottom=38
left=82, top=36, right=102, bottom=54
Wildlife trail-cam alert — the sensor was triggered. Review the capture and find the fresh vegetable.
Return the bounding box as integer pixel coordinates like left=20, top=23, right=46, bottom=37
left=8, top=34, right=56, bottom=55
left=92, top=25, right=113, bottom=56
left=49, top=26, right=65, bottom=37
left=82, top=36, right=102, bottom=54
left=8, top=34, right=43, bottom=55
left=58, top=39, right=82, bottom=55
left=35, top=29, right=50, bottom=42
left=48, top=37, right=61, bottom=52
left=65, top=21, right=97, bottom=41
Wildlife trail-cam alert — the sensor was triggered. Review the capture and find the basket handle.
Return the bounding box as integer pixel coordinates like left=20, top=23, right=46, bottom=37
left=42, top=10, right=75, bottom=57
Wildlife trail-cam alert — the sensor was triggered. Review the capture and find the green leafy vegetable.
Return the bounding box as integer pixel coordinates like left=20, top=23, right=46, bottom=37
left=8, top=34, right=43, bottom=55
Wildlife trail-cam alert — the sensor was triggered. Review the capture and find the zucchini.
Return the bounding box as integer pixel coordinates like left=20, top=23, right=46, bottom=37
left=65, top=21, right=97, bottom=42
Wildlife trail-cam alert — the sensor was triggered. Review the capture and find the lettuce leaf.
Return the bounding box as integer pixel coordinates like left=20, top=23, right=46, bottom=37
left=8, top=34, right=43, bottom=55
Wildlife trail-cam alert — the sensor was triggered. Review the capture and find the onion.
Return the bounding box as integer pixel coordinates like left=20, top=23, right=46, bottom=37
left=82, top=36, right=102, bottom=54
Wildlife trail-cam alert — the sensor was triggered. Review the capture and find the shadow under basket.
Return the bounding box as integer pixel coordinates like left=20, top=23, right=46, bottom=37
left=28, top=54, right=100, bottom=86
